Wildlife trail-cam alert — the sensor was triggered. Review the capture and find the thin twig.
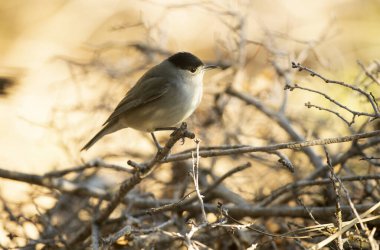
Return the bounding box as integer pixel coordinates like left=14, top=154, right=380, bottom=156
left=304, top=101, right=354, bottom=126
left=285, top=84, right=375, bottom=118
left=102, top=219, right=175, bottom=247
left=339, top=181, right=366, bottom=231
left=325, top=148, right=343, bottom=250
left=297, top=199, right=320, bottom=226
left=357, top=60, right=380, bottom=86
left=191, top=138, right=207, bottom=223
left=292, top=62, right=380, bottom=116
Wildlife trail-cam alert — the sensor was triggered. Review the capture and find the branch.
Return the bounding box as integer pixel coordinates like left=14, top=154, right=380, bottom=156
left=126, top=197, right=378, bottom=219
left=256, top=174, right=380, bottom=207
left=286, top=81, right=377, bottom=119
left=191, top=138, right=207, bottom=222
left=226, top=86, right=324, bottom=170
left=163, top=130, right=380, bottom=162
left=44, top=159, right=133, bottom=178
left=0, top=168, right=108, bottom=198
left=291, top=62, right=380, bottom=116
left=67, top=123, right=195, bottom=246
left=305, top=136, right=380, bottom=180
left=357, top=60, right=380, bottom=86
left=304, top=101, right=354, bottom=126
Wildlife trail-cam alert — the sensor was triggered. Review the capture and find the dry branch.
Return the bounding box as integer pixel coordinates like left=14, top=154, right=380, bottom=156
left=66, top=123, right=195, bottom=246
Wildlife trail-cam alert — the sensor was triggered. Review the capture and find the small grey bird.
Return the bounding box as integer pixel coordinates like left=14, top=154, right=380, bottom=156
left=81, top=52, right=216, bottom=151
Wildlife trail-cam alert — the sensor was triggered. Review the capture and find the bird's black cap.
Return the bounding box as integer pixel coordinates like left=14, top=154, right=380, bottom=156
left=168, top=52, right=204, bottom=71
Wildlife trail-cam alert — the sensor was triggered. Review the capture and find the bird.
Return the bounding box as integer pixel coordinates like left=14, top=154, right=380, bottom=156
left=81, top=52, right=216, bottom=151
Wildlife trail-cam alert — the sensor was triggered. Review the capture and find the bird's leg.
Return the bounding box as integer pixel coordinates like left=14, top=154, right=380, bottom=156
left=151, top=132, right=163, bottom=151
left=154, top=127, right=177, bottom=132
left=154, top=123, right=187, bottom=144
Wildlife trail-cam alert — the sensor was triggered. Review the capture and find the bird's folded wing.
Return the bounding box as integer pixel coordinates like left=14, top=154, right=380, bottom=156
left=103, top=76, right=169, bottom=125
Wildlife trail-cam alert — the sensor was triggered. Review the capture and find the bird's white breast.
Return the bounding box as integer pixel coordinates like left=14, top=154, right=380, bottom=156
left=180, top=72, right=204, bottom=119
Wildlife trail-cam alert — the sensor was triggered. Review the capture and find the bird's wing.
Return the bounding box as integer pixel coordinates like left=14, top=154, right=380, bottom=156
left=103, top=75, right=169, bottom=125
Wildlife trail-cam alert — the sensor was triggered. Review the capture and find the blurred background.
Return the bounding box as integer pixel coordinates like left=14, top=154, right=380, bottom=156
left=1, top=0, right=379, bottom=172
left=0, top=0, right=379, bottom=248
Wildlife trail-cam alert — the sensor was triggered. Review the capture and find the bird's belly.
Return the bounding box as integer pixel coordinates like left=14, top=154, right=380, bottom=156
left=123, top=84, right=202, bottom=131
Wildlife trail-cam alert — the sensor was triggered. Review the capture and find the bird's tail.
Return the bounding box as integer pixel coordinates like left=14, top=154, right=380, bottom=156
left=81, top=122, right=118, bottom=151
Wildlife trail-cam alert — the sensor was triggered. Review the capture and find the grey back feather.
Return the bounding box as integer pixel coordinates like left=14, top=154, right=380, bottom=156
left=103, top=64, right=170, bottom=125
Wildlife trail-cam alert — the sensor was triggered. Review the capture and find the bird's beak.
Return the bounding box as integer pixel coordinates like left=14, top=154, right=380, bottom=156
left=203, top=65, right=218, bottom=71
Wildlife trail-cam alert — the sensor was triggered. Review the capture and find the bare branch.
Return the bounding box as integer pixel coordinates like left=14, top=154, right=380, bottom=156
left=291, top=62, right=380, bottom=116
left=164, top=130, right=380, bottom=162
left=191, top=138, right=207, bottom=222
left=67, top=123, right=195, bottom=246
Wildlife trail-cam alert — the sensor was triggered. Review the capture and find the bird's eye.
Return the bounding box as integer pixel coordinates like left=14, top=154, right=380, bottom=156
left=190, top=67, right=197, bottom=73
